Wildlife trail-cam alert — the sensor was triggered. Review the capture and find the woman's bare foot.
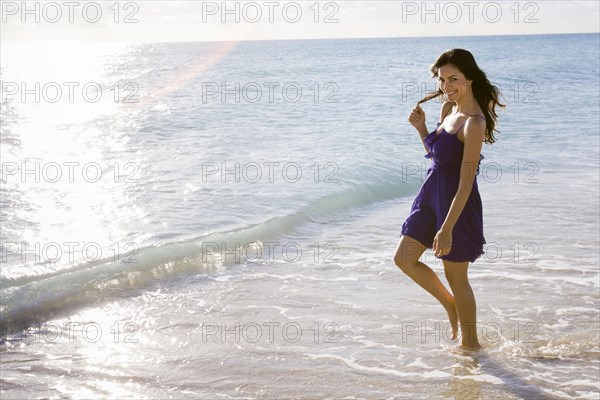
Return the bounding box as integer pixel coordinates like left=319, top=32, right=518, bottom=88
left=460, top=342, right=482, bottom=351
left=445, top=302, right=459, bottom=340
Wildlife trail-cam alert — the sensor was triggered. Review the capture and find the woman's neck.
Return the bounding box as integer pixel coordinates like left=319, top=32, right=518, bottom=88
left=454, top=93, right=481, bottom=116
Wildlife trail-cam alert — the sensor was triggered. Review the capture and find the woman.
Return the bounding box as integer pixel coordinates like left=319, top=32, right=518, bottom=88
left=394, top=49, right=504, bottom=350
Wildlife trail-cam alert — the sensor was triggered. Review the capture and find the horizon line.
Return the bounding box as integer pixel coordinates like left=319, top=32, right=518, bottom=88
left=1, top=31, right=597, bottom=47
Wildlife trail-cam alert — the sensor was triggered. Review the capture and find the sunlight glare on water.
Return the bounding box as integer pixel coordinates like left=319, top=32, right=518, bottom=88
left=1, top=42, right=142, bottom=274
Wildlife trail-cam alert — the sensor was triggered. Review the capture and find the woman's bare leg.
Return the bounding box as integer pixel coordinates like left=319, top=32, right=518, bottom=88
left=394, top=235, right=458, bottom=340
left=443, top=260, right=481, bottom=350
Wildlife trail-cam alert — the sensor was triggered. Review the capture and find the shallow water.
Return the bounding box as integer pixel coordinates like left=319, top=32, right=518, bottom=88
left=1, top=33, right=599, bottom=399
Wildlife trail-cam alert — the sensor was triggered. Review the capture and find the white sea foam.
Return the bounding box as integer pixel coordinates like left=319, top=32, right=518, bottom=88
left=1, top=34, right=598, bottom=400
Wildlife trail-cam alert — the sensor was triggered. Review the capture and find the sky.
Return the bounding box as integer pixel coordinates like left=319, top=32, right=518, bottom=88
left=0, top=0, right=599, bottom=45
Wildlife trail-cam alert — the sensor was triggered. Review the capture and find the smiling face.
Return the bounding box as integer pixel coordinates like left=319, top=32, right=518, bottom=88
left=437, top=64, right=473, bottom=102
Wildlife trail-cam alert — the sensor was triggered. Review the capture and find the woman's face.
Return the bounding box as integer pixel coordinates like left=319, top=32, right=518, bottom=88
left=437, top=64, right=472, bottom=102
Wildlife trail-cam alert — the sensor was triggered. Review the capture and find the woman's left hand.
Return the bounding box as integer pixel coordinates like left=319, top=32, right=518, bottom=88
left=433, top=228, right=452, bottom=258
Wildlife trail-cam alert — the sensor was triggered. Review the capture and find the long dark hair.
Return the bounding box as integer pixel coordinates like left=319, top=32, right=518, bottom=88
left=418, top=49, right=505, bottom=144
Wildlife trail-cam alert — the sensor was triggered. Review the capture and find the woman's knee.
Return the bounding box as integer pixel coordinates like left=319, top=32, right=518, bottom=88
left=394, top=236, right=425, bottom=269
left=393, top=251, right=412, bottom=270
left=443, top=261, right=469, bottom=287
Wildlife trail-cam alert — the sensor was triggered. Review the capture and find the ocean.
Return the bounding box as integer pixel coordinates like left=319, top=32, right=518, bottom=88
left=1, top=33, right=599, bottom=399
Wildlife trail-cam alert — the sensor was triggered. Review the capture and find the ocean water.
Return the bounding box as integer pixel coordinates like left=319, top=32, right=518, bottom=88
left=1, top=33, right=599, bottom=399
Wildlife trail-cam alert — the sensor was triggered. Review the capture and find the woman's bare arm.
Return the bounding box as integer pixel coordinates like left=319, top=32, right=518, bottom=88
left=419, top=101, right=454, bottom=155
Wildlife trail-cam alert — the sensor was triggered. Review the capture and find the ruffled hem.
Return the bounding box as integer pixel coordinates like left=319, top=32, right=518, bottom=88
left=439, top=244, right=486, bottom=263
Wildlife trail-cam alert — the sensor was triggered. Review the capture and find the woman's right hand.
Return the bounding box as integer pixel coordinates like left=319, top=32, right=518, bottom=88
left=408, top=104, right=426, bottom=130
